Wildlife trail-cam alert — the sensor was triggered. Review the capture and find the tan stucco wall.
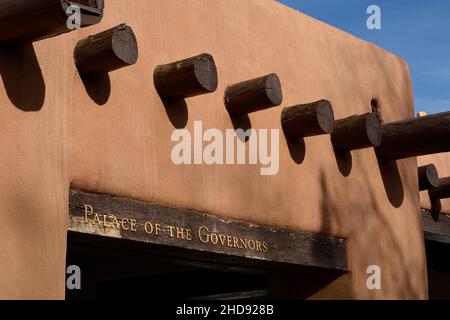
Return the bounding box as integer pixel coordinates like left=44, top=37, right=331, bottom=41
left=0, top=0, right=428, bottom=299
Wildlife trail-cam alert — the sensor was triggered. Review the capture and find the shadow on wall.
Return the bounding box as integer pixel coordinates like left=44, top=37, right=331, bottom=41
left=333, top=148, right=353, bottom=177
left=376, top=155, right=404, bottom=208
left=285, top=134, right=306, bottom=164
left=231, top=114, right=252, bottom=142
left=80, top=72, right=111, bottom=106
left=0, top=43, right=45, bottom=111
left=161, top=98, right=188, bottom=129
left=314, top=157, right=424, bottom=299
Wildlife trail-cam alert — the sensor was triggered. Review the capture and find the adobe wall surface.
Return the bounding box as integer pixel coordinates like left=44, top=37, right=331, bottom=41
left=0, top=0, right=427, bottom=299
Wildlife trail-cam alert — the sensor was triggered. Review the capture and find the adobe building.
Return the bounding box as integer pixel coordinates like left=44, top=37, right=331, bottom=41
left=0, top=0, right=449, bottom=300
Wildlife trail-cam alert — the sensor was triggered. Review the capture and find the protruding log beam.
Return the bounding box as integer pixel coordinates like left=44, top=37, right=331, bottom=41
left=74, top=24, right=138, bottom=74
left=153, top=53, right=218, bottom=101
left=331, top=113, right=382, bottom=151
left=281, top=100, right=334, bottom=138
left=429, top=178, right=450, bottom=200
left=0, top=0, right=104, bottom=44
left=418, top=164, right=440, bottom=191
left=225, top=73, right=283, bottom=116
left=377, top=112, right=450, bottom=161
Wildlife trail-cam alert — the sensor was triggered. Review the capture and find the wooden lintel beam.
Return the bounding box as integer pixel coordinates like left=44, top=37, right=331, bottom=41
left=422, top=209, right=450, bottom=244
left=68, top=188, right=347, bottom=272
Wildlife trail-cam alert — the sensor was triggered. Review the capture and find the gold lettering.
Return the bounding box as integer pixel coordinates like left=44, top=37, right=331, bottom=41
left=80, top=210, right=269, bottom=253
left=102, top=214, right=110, bottom=227
left=227, top=235, right=233, bottom=247
left=210, top=232, right=218, bottom=245
left=121, top=218, right=130, bottom=230
left=185, top=228, right=193, bottom=241
left=111, top=216, right=120, bottom=229
left=218, top=234, right=226, bottom=246
left=84, top=205, right=93, bottom=223
left=167, top=225, right=176, bottom=238
left=255, top=240, right=262, bottom=252
left=176, top=227, right=185, bottom=240
left=233, top=237, right=239, bottom=248
left=144, top=222, right=153, bottom=234
left=93, top=213, right=101, bottom=226
left=198, top=226, right=209, bottom=243
left=248, top=239, right=256, bottom=251
left=240, top=238, right=248, bottom=249
left=130, top=219, right=137, bottom=232
left=155, top=224, right=161, bottom=236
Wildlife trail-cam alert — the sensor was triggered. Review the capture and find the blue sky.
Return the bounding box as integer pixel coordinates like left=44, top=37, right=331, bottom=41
left=278, top=0, right=450, bottom=114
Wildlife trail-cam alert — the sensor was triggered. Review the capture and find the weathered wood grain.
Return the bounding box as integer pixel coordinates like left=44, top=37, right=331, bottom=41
left=281, top=99, right=335, bottom=138
left=224, top=73, right=283, bottom=116
left=154, top=53, right=218, bottom=100
left=331, top=113, right=382, bottom=151
left=422, top=209, right=450, bottom=245
left=74, top=24, right=138, bottom=74
left=68, top=188, right=347, bottom=272
left=377, top=112, right=450, bottom=161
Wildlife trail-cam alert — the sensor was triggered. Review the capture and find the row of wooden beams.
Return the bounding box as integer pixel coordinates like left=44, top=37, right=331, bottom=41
left=153, top=54, right=384, bottom=151
left=1, top=1, right=449, bottom=161
left=152, top=56, right=449, bottom=159
left=153, top=54, right=450, bottom=159
left=0, top=1, right=138, bottom=75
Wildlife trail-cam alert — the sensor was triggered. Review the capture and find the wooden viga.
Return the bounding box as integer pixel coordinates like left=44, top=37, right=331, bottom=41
left=377, top=111, right=450, bottom=161
left=331, top=113, right=382, bottom=152
left=281, top=100, right=335, bottom=138
left=0, top=0, right=104, bottom=44
left=74, top=24, right=139, bottom=74
left=153, top=53, right=218, bottom=101
left=224, top=73, right=283, bottom=116
left=429, top=177, right=450, bottom=201
left=428, top=177, right=450, bottom=215
left=418, top=164, right=440, bottom=191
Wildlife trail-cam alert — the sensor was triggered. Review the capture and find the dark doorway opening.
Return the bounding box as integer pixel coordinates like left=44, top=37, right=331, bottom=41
left=66, top=231, right=343, bottom=300
left=426, top=239, right=450, bottom=300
